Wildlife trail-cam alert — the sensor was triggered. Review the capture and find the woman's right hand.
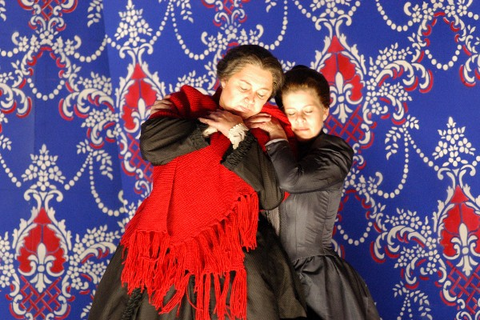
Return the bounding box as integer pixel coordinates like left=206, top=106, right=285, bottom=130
left=198, top=109, right=245, bottom=137
left=150, top=95, right=172, bottom=114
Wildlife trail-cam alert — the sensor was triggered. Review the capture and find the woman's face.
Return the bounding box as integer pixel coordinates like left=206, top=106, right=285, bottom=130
left=219, top=64, right=273, bottom=119
left=282, top=88, right=329, bottom=142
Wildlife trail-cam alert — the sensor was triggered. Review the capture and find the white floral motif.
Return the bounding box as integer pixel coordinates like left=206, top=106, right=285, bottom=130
left=0, top=135, right=11, bottom=151
left=170, top=71, right=210, bottom=93
left=0, top=232, right=14, bottom=289
left=175, top=0, right=194, bottom=23
left=87, top=0, right=104, bottom=27
left=81, top=108, right=118, bottom=146
left=385, top=115, right=419, bottom=160
left=114, top=2, right=153, bottom=48
left=375, top=207, right=442, bottom=289
left=310, top=0, right=353, bottom=17
left=65, top=226, right=120, bottom=291
left=78, top=73, right=112, bottom=94
left=364, top=44, right=416, bottom=123
left=76, top=140, right=115, bottom=180
left=0, top=0, right=5, bottom=21
left=265, top=0, right=278, bottom=12
left=432, top=117, right=475, bottom=168
left=0, top=112, right=7, bottom=125
left=21, top=145, right=65, bottom=192
left=61, top=71, right=114, bottom=125
left=393, top=283, right=432, bottom=319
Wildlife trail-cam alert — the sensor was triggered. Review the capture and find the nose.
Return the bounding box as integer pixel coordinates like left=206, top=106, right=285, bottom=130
left=295, top=114, right=306, bottom=123
left=245, top=93, right=255, bottom=105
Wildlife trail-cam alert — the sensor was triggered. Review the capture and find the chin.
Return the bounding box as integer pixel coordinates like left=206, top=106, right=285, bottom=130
left=296, top=134, right=314, bottom=142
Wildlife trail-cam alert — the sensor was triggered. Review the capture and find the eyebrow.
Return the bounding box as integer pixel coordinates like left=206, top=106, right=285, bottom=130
left=238, top=80, right=251, bottom=86
left=238, top=79, right=271, bottom=92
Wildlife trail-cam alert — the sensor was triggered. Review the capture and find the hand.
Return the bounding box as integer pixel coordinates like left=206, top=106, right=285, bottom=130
left=198, top=110, right=245, bottom=137
left=150, top=95, right=172, bottom=114
left=246, top=113, right=287, bottom=140
left=244, top=113, right=271, bottom=129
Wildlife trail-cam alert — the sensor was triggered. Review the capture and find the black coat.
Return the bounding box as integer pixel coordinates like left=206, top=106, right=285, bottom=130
left=88, top=113, right=306, bottom=320
left=266, top=131, right=353, bottom=260
left=266, top=131, right=380, bottom=320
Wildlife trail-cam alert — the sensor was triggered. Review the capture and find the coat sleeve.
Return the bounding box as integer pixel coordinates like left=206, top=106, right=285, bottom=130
left=266, top=136, right=353, bottom=194
left=222, top=132, right=284, bottom=210
left=140, top=116, right=209, bottom=166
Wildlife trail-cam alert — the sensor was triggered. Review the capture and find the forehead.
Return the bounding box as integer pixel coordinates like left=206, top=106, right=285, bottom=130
left=283, top=88, right=322, bottom=109
left=228, top=64, right=273, bottom=91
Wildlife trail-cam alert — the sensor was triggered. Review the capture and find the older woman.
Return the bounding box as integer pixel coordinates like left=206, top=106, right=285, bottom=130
left=88, top=45, right=306, bottom=320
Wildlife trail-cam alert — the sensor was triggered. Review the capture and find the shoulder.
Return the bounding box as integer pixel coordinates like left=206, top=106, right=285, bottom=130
left=315, top=132, right=354, bottom=158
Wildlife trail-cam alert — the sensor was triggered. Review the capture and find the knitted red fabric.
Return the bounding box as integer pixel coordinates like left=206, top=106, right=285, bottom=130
left=120, top=85, right=294, bottom=320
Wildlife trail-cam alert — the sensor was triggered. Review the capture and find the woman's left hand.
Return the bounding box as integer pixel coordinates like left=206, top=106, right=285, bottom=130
left=246, top=113, right=287, bottom=140
left=150, top=95, right=172, bottom=114
left=198, top=110, right=245, bottom=137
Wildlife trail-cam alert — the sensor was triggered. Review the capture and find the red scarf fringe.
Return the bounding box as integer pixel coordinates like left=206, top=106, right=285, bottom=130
left=121, top=191, right=257, bottom=319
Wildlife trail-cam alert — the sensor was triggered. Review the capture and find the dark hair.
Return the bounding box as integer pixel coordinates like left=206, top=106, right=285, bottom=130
left=275, top=65, right=330, bottom=110
left=217, top=45, right=284, bottom=98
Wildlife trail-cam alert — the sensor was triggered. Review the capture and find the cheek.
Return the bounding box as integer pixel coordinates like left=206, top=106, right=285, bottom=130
left=287, top=116, right=295, bottom=125
left=252, top=101, right=264, bottom=114
left=311, top=116, right=324, bottom=131
left=220, top=89, right=234, bottom=109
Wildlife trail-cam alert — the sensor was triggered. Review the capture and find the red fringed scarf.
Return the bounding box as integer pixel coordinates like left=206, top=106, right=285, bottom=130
left=120, top=85, right=295, bottom=320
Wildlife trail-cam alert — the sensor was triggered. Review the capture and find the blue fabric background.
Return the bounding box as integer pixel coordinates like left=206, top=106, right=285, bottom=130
left=0, top=1, right=479, bottom=319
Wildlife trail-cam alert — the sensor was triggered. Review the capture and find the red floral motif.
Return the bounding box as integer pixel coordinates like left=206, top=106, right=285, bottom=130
left=322, top=36, right=363, bottom=102
left=439, top=186, right=480, bottom=315
left=321, top=36, right=366, bottom=146
left=120, top=64, right=157, bottom=183
left=122, top=64, right=157, bottom=131
left=17, top=208, right=66, bottom=275
left=441, top=186, right=480, bottom=258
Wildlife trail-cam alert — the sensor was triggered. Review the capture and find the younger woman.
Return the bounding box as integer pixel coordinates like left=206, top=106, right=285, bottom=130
left=249, top=66, right=380, bottom=320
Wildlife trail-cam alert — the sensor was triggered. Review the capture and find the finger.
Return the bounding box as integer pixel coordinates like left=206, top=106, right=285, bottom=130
left=248, top=123, right=263, bottom=129
left=152, top=99, right=170, bottom=105
left=248, top=113, right=271, bottom=119
left=210, top=110, right=229, bottom=119
left=248, top=116, right=270, bottom=123
left=151, top=101, right=171, bottom=110
left=198, top=117, right=209, bottom=124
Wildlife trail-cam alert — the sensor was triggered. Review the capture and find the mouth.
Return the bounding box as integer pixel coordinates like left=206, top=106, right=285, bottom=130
left=236, top=105, right=249, bottom=113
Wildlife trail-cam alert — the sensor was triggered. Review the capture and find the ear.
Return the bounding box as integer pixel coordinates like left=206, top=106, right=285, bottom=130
left=220, top=79, right=226, bottom=88
left=323, top=107, right=329, bottom=121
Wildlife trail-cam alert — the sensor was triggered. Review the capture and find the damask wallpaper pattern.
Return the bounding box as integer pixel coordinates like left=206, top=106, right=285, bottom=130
left=0, top=1, right=479, bottom=319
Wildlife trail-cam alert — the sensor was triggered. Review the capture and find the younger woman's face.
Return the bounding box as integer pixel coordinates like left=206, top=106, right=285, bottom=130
left=219, top=64, right=273, bottom=119
left=282, top=88, right=329, bottom=142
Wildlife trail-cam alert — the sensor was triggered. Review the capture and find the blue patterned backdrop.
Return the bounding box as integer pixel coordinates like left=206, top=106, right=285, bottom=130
left=0, top=1, right=479, bottom=319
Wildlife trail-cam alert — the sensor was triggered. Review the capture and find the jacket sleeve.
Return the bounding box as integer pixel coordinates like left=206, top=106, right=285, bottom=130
left=140, top=116, right=209, bottom=166
left=266, top=136, right=353, bottom=194
left=222, top=132, right=284, bottom=210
